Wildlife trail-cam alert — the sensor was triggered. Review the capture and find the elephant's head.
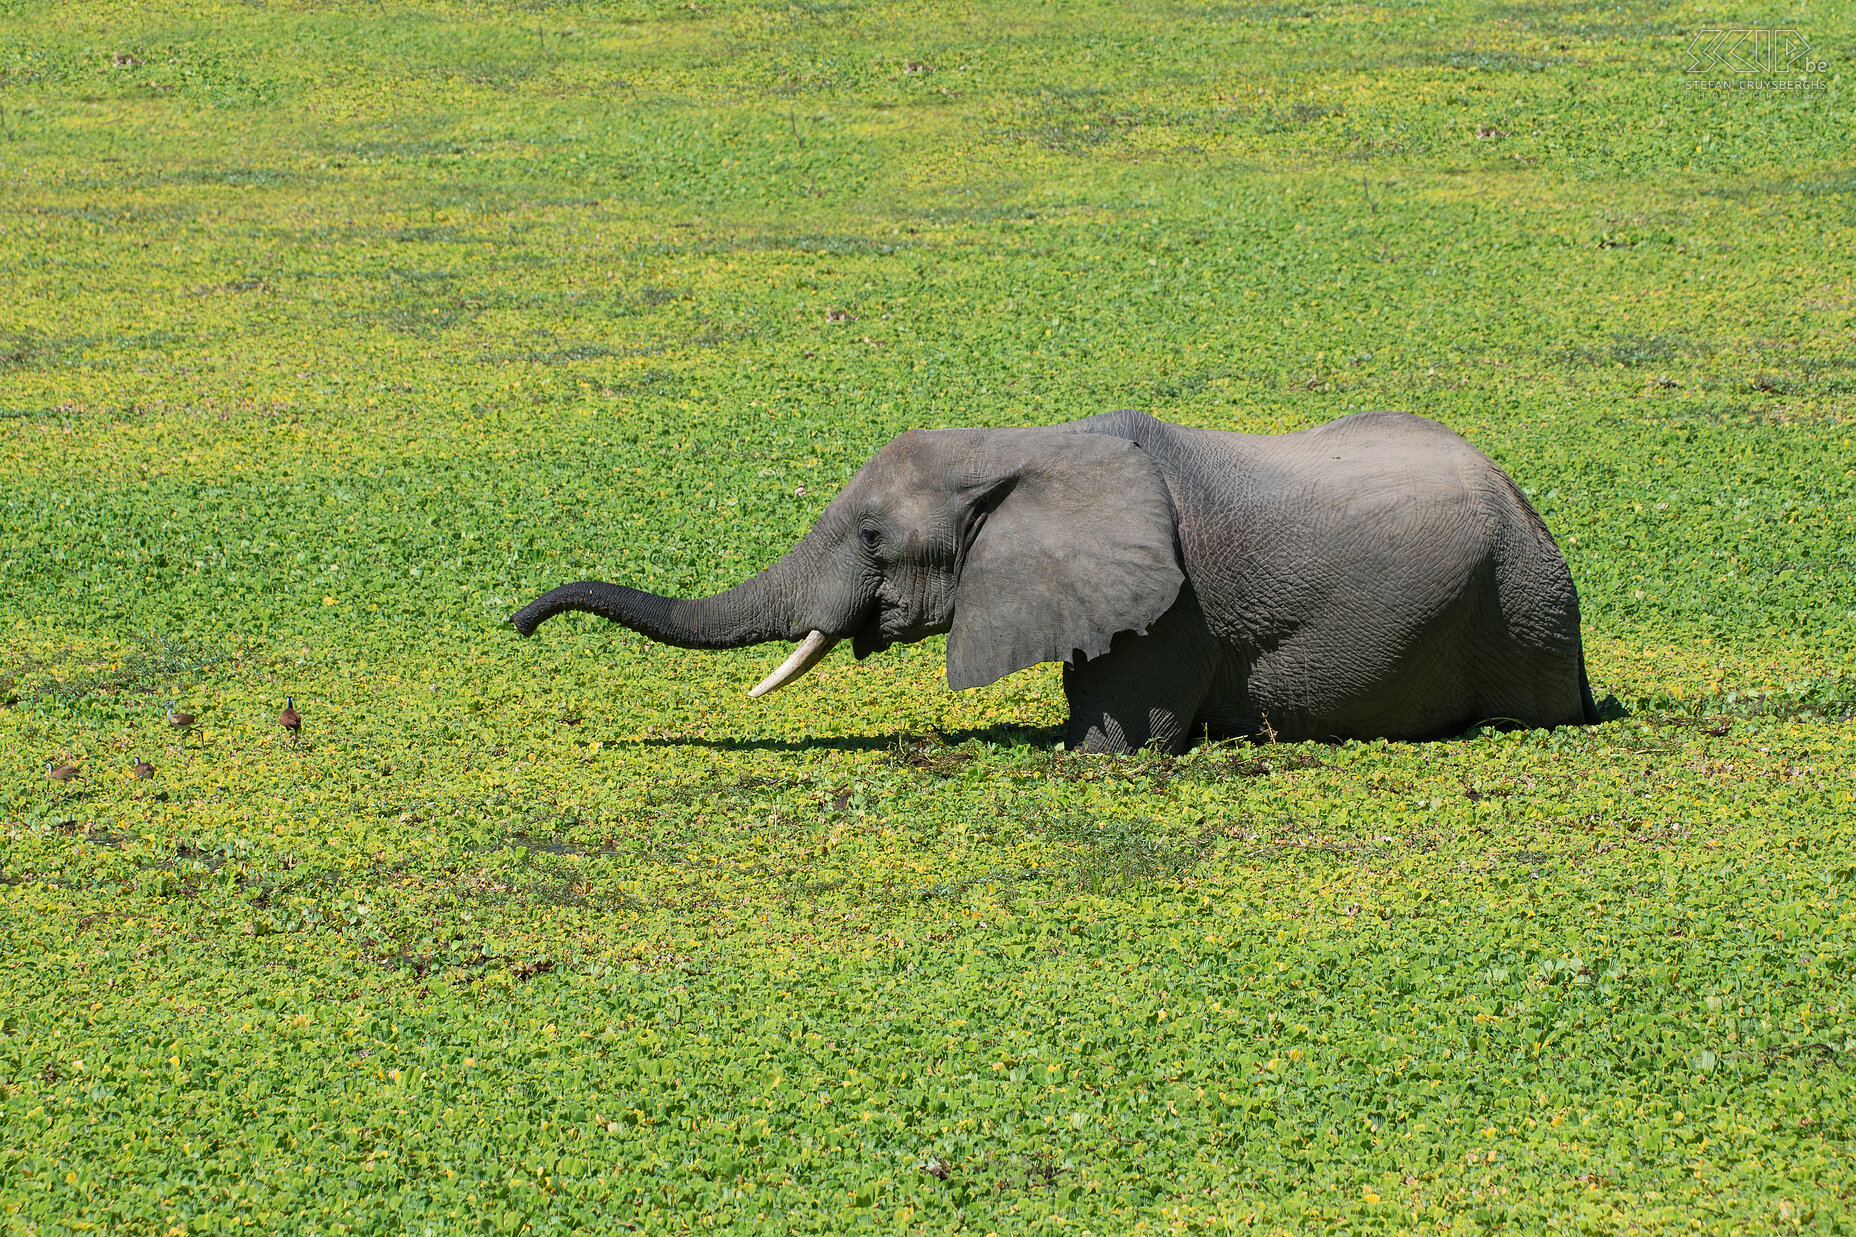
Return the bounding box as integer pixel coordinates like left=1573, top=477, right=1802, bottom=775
left=509, top=426, right=1185, bottom=696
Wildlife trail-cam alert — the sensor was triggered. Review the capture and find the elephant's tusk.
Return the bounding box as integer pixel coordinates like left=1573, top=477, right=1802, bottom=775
left=748, top=630, right=840, bottom=698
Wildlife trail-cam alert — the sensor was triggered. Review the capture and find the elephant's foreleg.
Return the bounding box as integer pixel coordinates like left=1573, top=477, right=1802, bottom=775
left=1060, top=588, right=1220, bottom=755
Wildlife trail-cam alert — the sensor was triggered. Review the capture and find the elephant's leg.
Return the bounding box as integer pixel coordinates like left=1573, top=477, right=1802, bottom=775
left=1061, top=589, right=1221, bottom=755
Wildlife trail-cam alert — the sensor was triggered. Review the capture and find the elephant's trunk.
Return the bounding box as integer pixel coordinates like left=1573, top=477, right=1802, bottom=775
left=509, top=575, right=793, bottom=648
left=509, top=511, right=859, bottom=660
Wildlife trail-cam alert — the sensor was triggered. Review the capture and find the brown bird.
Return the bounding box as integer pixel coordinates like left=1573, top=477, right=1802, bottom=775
left=46, top=760, right=79, bottom=783
left=166, top=701, right=196, bottom=742
left=279, top=696, right=302, bottom=746
left=132, top=759, right=156, bottom=780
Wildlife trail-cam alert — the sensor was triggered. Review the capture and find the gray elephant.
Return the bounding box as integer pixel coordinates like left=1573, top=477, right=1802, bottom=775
left=511, top=409, right=1598, bottom=752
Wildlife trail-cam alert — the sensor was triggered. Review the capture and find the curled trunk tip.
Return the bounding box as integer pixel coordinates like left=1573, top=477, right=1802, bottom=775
left=509, top=600, right=548, bottom=637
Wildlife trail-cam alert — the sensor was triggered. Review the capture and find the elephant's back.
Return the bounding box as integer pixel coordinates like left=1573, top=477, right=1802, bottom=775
left=1085, top=411, right=1505, bottom=587
left=1255, top=408, right=1506, bottom=484
left=1062, top=407, right=1495, bottom=500
left=1063, top=406, right=1561, bottom=589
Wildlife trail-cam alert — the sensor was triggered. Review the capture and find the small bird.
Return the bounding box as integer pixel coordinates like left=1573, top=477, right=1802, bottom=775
left=46, top=760, right=79, bottom=783
left=132, top=759, right=156, bottom=780
left=279, top=697, right=302, bottom=746
left=166, top=701, right=196, bottom=741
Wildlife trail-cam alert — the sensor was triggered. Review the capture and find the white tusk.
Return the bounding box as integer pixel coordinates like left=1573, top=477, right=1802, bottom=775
left=748, top=630, right=839, bottom=698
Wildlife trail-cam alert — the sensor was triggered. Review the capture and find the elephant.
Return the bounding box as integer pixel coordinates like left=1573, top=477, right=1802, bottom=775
left=510, top=409, right=1599, bottom=753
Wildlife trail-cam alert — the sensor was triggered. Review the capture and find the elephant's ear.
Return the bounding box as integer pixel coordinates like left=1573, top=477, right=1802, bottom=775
left=947, top=432, right=1184, bottom=691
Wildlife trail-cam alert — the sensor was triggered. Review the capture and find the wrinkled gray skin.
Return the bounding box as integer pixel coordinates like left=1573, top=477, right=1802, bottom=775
left=511, top=410, right=1597, bottom=752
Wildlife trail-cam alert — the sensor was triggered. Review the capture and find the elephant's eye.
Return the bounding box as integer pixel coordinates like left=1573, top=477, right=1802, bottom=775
left=859, top=527, right=882, bottom=552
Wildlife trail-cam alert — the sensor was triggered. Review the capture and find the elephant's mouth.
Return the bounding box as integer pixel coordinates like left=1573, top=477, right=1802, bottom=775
left=850, top=585, right=949, bottom=660
left=852, top=631, right=893, bottom=660
left=850, top=594, right=894, bottom=660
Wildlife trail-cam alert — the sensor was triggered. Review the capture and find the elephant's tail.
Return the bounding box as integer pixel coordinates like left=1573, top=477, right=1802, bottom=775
left=1578, top=645, right=1600, bottom=726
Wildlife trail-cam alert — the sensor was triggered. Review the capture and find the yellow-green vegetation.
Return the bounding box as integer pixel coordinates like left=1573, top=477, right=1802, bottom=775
left=4, top=0, right=1855, bottom=1232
